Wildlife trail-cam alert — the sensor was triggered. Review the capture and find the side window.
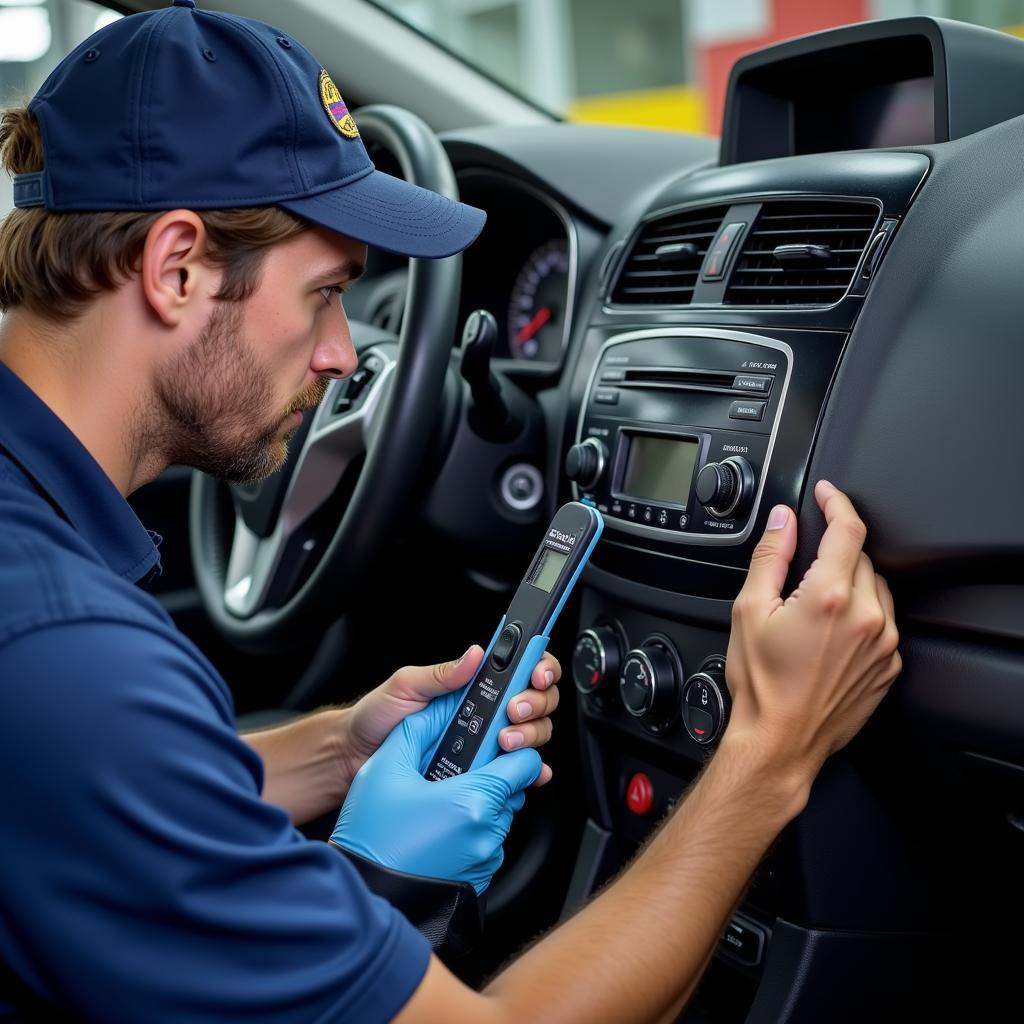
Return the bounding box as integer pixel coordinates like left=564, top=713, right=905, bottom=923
left=0, top=0, right=121, bottom=220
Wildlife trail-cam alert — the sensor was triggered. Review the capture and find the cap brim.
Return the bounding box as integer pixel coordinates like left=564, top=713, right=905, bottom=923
left=279, top=168, right=485, bottom=259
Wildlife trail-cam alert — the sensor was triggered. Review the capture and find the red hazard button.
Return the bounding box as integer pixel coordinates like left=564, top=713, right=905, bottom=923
left=625, top=772, right=654, bottom=816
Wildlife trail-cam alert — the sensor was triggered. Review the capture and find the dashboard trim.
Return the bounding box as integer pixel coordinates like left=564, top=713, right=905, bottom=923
left=573, top=327, right=795, bottom=547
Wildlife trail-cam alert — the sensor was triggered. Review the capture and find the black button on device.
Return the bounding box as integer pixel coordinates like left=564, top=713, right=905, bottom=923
left=491, top=623, right=522, bottom=671
left=733, top=374, right=771, bottom=393
left=729, top=400, right=765, bottom=421
left=594, top=389, right=619, bottom=405
left=600, top=369, right=625, bottom=382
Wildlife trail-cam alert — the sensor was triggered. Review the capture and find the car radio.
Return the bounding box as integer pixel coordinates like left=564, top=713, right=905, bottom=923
left=567, top=328, right=792, bottom=546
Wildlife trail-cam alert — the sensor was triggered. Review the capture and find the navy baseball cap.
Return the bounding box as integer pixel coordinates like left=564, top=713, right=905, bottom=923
left=11, top=0, right=485, bottom=259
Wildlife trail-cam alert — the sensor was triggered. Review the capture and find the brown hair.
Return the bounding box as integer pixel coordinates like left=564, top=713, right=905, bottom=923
left=0, top=106, right=308, bottom=321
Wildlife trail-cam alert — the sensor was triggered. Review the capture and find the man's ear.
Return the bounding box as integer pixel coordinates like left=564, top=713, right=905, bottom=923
left=140, top=210, right=212, bottom=327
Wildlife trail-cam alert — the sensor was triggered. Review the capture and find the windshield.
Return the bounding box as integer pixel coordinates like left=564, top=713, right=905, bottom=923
left=372, top=0, right=1024, bottom=134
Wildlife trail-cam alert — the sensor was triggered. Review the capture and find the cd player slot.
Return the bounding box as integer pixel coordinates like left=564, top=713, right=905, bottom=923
left=619, top=367, right=737, bottom=390
left=610, top=368, right=741, bottom=395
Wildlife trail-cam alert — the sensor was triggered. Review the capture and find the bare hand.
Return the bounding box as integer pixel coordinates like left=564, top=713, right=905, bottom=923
left=723, top=480, right=902, bottom=789
left=339, top=645, right=561, bottom=792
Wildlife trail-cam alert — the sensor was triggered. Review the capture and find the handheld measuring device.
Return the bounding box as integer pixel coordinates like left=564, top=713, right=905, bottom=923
left=424, top=501, right=603, bottom=781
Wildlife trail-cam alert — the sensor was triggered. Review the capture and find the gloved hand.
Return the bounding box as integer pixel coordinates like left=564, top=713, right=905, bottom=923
left=331, top=687, right=543, bottom=894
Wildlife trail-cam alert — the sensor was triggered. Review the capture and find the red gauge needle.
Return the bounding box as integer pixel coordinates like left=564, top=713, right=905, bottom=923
left=517, top=306, right=552, bottom=343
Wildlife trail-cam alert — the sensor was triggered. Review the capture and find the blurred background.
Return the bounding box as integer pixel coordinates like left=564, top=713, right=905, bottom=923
left=3, top=0, right=1024, bottom=219
left=377, top=0, right=1024, bottom=130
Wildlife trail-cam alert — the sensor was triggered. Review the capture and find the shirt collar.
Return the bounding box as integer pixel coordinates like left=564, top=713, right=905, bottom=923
left=0, top=362, right=160, bottom=584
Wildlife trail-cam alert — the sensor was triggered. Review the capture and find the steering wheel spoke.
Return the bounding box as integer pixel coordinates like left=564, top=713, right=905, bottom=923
left=221, top=347, right=397, bottom=618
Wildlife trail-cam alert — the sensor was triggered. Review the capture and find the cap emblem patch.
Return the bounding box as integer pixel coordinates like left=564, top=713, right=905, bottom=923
left=319, top=69, right=359, bottom=139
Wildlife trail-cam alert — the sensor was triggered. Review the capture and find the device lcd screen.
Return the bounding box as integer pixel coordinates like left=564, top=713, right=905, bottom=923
left=531, top=548, right=568, bottom=593
left=622, top=435, right=698, bottom=506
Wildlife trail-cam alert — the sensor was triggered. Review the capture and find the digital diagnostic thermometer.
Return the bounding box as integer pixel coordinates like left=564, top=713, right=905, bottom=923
left=424, top=501, right=603, bottom=781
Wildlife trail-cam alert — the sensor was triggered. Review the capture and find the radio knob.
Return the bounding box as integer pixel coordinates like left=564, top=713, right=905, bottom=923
left=565, top=438, right=607, bottom=490
left=696, top=456, right=755, bottom=518
left=619, top=638, right=681, bottom=729
left=572, top=624, right=623, bottom=699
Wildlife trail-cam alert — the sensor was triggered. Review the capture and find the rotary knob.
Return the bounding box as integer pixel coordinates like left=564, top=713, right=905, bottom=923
left=565, top=438, right=607, bottom=490
left=572, top=624, right=624, bottom=700
left=619, top=635, right=683, bottom=730
left=695, top=456, right=755, bottom=518
left=682, top=656, right=730, bottom=746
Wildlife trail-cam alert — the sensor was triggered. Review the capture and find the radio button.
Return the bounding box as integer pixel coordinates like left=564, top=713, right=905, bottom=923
left=733, top=374, right=771, bottom=393
left=600, top=369, right=625, bottom=382
left=697, top=457, right=755, bottom=519
left=565, top=439, right=608, bottom=490
left=729, top=401, right=766, bottom=421
left=594, top=389, right=619, bottom=405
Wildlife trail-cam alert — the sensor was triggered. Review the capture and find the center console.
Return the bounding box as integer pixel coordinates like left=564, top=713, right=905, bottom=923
left=551, top=20, right=976, bottom=1021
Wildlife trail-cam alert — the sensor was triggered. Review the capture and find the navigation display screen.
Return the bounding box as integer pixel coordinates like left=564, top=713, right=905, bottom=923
left=530, top=548, right=568, bottom=593
left=621, top=435, right=698, bottom=506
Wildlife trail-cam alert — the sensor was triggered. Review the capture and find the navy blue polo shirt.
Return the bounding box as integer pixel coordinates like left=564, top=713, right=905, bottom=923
left=0, top=362, right=430, bottom=1022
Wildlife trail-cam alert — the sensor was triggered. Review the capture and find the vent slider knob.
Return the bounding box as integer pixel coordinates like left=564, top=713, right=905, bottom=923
left=654, top=242, right=699, bottom=263
left=773, top=243, right=832, bottom=263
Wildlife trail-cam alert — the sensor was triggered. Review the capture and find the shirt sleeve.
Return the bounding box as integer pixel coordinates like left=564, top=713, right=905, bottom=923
left=0, top=620, right=431, bottom=1023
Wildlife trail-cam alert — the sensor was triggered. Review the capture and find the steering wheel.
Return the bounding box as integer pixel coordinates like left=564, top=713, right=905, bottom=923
left=190, top=105, right=463, bottom=654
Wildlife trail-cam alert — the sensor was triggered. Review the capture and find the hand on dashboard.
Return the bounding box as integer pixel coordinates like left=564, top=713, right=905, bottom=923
left=722, top=480, right=902, bottom=791
left=338, top=645, right=560, bottom=796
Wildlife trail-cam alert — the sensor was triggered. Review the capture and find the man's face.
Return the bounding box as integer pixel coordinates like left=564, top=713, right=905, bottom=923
left=154, top=227, right=365, bottom=483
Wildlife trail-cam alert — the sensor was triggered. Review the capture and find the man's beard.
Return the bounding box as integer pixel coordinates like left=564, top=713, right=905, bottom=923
left=151, top=302, right=330, bottom=484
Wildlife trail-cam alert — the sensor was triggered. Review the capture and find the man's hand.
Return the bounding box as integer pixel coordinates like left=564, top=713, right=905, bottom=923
left=332, top=685, right=545, bottom=893
left=723, top=479, right=902, bottom=794
left=337, top=645, right=561, bottom=798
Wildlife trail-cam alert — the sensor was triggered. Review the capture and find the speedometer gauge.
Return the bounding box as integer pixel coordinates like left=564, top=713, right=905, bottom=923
left=507, top=239, right=569, bottom=362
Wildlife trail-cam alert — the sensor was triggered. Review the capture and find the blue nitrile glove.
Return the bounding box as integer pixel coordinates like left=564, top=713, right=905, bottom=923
left=332, top=687, right=542, bottom=894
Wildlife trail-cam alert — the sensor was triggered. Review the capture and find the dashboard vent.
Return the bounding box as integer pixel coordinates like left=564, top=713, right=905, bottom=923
left=611, top=205, right=728, bottom=305
left=725, top=200, right=879, bottom=306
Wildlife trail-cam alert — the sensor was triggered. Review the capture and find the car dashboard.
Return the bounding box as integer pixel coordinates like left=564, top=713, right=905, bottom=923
left=368, top=15, right=1024, bottom=1022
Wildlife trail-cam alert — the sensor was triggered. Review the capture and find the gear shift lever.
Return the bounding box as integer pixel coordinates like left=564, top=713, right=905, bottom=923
left=460, top=309, right=519, bottom=441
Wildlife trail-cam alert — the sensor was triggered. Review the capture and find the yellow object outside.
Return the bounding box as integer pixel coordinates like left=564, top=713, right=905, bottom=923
left=567, top=83, right=708, bottom=135
left=1004, top=23, right=1024, bottom=37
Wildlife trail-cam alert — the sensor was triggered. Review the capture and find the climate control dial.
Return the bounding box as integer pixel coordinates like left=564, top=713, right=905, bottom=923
left=572, top=624, right=624, bottom=700
left=682, top=656, right=730, bottom=746
left=619, top=635, right=683, bottom=731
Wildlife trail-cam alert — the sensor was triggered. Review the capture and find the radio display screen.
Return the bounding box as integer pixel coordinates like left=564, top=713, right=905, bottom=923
left=621, top=435, right=698, bottom=506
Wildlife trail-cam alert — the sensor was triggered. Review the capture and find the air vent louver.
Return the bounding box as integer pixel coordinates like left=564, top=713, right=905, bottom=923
left=725, top=200, right=879, bottom=306
left=611, top=205, right=729, bottom=305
